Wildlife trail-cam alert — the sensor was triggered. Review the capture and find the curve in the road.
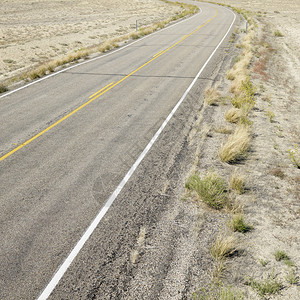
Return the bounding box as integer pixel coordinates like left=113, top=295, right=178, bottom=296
left=37, top=5, right=236, bottom=300
left=0, top=9, right=217, bottom=163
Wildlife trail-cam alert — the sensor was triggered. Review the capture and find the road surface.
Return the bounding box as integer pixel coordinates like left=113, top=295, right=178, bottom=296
left=0, top=1, right=237, bottom=298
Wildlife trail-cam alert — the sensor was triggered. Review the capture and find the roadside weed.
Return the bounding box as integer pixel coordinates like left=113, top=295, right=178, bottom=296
left=274, top=30, right=284, bottom=37
left=230, top=79, right=256, bottom=109
left=219, top=126, right=251, bottom=163
left=230, top=171, right=245, bottom=194
left=288, top=144, right=300, bottom=168
left=246, top=272, right=282, bottom=297
left=192, top=285, right=244, bottom=300
left=185, top=172, right=228, bottom=209
left=274, top=250, right=289, bottom=261
left=265, top=110, right=275, bottom=122
left=205, top=87, right=220, bottom=106
left=286, top=268, right=298, bottom=285
left=211, top=236, right=236, bottom=261
left=225, top=108, right=243, bottom=123
left=259, top=259, right=268, bottom=267
left=274, top=250, right=294, bottom=266
left=230, top=214, right=252, bottom=233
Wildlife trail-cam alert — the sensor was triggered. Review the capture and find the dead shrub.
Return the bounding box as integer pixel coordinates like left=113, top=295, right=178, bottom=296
left=230, top=171, right=245, bottom=194
left=211, top=236, right=236, bottom=261
left=225, top=107, right=243, bottom=123
left=205, top=87, right=220, bottom=106
left=219, top=125, right=251, bottom=163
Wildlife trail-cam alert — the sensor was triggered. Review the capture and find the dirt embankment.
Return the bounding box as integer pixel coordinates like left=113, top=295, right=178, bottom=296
left=186, top=0, right=300, bottom=298
left=0, top=0, right=181, bottom=83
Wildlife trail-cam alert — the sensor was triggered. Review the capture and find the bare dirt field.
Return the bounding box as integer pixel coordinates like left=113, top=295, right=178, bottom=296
left=0, top=0, right=181, bottom=83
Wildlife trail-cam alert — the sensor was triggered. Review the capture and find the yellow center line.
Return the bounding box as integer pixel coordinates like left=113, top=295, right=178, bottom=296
left=89, top=81, right=115, bottom=98
left=153, top=49, right=165, bottom=58
left=0, top=9, right=218, bottom=163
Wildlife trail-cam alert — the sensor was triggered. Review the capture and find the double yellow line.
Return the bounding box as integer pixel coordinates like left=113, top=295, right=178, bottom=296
left=0, top=10, right=218, bottom=162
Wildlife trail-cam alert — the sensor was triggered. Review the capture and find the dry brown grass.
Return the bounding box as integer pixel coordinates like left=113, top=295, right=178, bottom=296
left=214, top=126, right=233, bottom=134
left=225, top=107, right=243, bottom=123
left=227, top=27, right=254, bottom=96
left=211, top=235, right=236, bottom=261
left=230, top=171, right=245, bottom=194
left=205, top=87, right=220, bottom=106
left=219, top=125, right=251, bottom=163
left=227, top=50, right=252, bottom=94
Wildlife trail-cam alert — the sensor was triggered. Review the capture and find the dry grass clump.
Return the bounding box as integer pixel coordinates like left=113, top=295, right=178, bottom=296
left=214, top=126, right=233, bottom=134
left=130, top=249, right=139, bottom=264
left=286, top=269, right=298, bottom=285
left=229, top=171, right=245, bottom=194
left=227, top=50, right=252, bottom=91
left=25, top=48, right=90, bottom=80
left=241, top=30, right=255, bottom=51
left=230, top=79, right=256, bottom=109
left=205, top=87, right=220, bottom=106
left=209, top=235, right=237, bottom=283
left=211, top=235, right=236, bottom=261
left=227, top=27, right=255, bottom=95
left=219, top=125, right=251, bottom=163
left=225, top=107, right=243, bottom=123
left=230, top=214, right=252, bottom=233
left=185, top=171, right=228, bottom=209
left=130, top=226, right=146, bottom=264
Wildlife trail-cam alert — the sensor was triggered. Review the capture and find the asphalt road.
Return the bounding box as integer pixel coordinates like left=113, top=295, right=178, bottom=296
left=0, top=1, right=237, bottom=299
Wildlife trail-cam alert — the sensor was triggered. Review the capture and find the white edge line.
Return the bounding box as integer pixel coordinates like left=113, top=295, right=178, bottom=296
left=0, top=8, right=202, bottom=100
left=37, top=6, right=236, bottom=300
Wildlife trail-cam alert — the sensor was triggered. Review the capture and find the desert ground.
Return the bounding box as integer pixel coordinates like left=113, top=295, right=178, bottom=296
left=187, top=0, right=300, bottom=298
left=0, top=0, right=181, bottom=83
